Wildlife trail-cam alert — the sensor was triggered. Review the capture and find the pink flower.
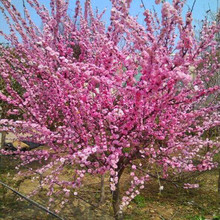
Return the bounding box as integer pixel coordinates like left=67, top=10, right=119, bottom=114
left=155, top=0, right=161, bottom=4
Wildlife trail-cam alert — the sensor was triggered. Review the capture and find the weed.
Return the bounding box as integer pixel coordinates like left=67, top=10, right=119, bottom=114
left=133, top=195, right=146, bottom=208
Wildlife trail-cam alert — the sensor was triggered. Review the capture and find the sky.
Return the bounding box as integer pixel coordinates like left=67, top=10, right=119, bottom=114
left=0, top=0, right=219, bottom=43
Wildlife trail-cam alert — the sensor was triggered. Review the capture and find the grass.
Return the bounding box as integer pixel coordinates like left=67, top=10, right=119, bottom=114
left=0, top=154, right=220, bottom=220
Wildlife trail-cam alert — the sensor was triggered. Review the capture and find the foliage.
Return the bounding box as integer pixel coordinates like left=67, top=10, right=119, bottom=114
left=133, top=195, right=146, bottom=208
left=0, top=0, right=219, bottom=219
left=190, top=216, right=205, bottom=220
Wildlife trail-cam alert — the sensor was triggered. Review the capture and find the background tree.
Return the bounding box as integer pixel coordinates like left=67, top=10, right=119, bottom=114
left=193, top=6, right=220, bottom=195
left=0, top=44, right=24, bottom=148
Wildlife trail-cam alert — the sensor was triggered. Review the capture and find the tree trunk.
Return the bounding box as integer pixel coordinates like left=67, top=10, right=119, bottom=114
left=0, top=131, right=6, bottom=171
left=0, top=131, right=6, bottom=149
left=111, top=155, right=132, bottom=219
left=218, top=165, right=220, bottom=196
left=112, top=163, right=126, bottom=220
left=112, top=181, right=123, bottom=220
left=99, top=174, right=105, bottom=204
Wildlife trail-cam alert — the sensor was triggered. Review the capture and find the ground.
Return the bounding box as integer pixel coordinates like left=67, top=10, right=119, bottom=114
left=0, top=135, right=220, bottom=220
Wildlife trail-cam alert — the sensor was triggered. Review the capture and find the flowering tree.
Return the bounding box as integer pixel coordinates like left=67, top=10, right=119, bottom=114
left=0, top=0, right=220, bottom=219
